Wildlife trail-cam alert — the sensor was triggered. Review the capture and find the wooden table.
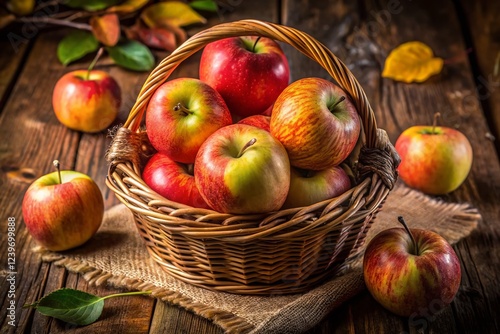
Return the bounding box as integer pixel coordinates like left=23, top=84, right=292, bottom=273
left=1, top=1, right=499, bottom=333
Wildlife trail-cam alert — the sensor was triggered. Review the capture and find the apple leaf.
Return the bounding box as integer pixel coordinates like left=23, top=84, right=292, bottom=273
left=23, top=288, right=151, bottom=326
left=141, top=1, right=207, bottom=28
left=57, top=31, right=99, bottom=66
left=106, top=40, right=155, bottom=71
left=382, top=41, right=444, bottom=83
left=65, top=0, right=122, bottom=12
left=106, top=0, right=149, bottom=13
left=126, top=24, right=177, bottom=52
left=90, top=13, right=120, bottom=47
left=189, top=0, right=218, bottom=12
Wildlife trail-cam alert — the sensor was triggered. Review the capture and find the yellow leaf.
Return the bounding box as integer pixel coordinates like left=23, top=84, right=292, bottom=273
left=7, top=0, right=35, bottom=16
left=141, top=1, right=206, bottom=28
left=107, top=0, right=149, bottom=13
left=382, top=41, right=444, bottom=83
left=90, top=14, right=120, bottom=47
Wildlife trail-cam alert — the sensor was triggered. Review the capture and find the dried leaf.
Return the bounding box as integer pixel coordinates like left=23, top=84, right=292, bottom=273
left=107, top=0, right=149, bottom=13
left=127, top=24, right=177, bottom=51
left=90, top=14, right=120, bottom=47
left=382, top=41, right=443, bottom=83
left=141, top=1, right=207, bottom=28
left=6, top=0, right=35, bottom=16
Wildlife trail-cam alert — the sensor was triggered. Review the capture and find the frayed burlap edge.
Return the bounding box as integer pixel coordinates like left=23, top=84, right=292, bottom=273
left=34, top=248, right=255, bottom=333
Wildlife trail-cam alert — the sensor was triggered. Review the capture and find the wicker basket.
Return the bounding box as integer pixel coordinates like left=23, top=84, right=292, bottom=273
left=106, top=19, right=400, bottom=295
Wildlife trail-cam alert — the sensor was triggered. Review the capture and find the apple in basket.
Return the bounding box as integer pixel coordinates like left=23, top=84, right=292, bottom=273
left=22, top=160, right=104, bottom=251
left=52, top=69, right=121, bottom=133
left=194, top=124, right=290, bottom=214
left=142, top=152, right=210, bottom=209
left=270, top=77, right=361, bottom=170
left=237, top=115, right=271, bottom=132
left=363, top=216, right=461, bottom=317
left=199, top=36, right=290, bottom=118
left=281, top=165, right=351, bottom=209
left=395, top=114, right=473, bottom=195
left=145, top=78, right=232, bottom=164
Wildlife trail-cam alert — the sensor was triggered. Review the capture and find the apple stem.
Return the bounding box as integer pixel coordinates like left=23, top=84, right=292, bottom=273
left=252, top=36, right=262, bottom=53
left=329, top=96, right=346, bottom=111
left=431, top=112, right=441, bottom=134
left=86, top=47, right=104, bottom=81
left=398, top=216, right=419, bottom=255
left=53, top=160, right=62, bottom=184
left=173, top=103, right=190, bottom=116
left=237, top=138, right=257, bottom=158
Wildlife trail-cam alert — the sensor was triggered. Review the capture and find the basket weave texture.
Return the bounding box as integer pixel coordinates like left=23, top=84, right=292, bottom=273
left=106, top=19, right=400, bottom=295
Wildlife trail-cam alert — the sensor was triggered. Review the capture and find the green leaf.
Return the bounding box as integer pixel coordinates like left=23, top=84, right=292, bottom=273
left=24, top=288, right=151, bottom=326
left=106, top=40, right=155, bottom=71
left=189, top=0, right=218, bottom=12
left=65, top=0, right=122, bottom=11
left=57, top=31, right=99, bottom=66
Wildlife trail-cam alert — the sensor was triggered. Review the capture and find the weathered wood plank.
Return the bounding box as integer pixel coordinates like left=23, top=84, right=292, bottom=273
left=458, top=0, right=500, bottom=154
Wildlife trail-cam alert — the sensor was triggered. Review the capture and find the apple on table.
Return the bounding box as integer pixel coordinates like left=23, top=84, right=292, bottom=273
left=395, top=113, right=473, bottom=195
left=142, top=152, right=210, bottom=209
left=52, top=48, right=121, bottom=133
left=146, top=77, right=232, bottom=164
left=194, top=124, right=290, bottom=214
left=199, top=36, right=289, bottom=119
left=363, top=216, right=461, bottom=318
left=270, top=77, right=361, bottom=171
left=22, top=160, right=104, bottom=251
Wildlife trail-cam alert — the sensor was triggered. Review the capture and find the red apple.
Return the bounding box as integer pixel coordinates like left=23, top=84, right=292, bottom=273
left=395, top=123, right=473, bottom=195
left=363, top=216, right=461, bottom=317
left=145, top=78, right=232, bottom=164
left=52, top=69, right=121, bottom=133
left=281, top=165, right=351, bottom=209
left=142, top=152, right=210, bottom=209
left=22, top=161, right=104, bottom=251
left=237, top=115, right=271, bottom=132
left=194, top=124, right=290, bottom=214
left=270, top=77, right=361, bottom=170
left=199, top=36, right=289, bottom=118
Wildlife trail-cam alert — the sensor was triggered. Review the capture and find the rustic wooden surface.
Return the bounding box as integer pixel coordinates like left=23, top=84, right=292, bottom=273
left=1, top=0, right=499, bottom=333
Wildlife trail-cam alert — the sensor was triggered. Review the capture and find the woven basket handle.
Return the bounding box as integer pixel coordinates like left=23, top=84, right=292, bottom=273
left=123, top=19, right=381, bottom=147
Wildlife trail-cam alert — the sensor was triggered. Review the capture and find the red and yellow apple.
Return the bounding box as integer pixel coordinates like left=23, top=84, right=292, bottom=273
left=395, top=125, right=473, bottom=195
left=363, top=217, right=461, bottom=317
left=142, top=152, right=210, bottom=209
left=52, top=70, right=121, bottom=133
left=237, top=115, right=271, bottom=132
left=145, top=78, right=232, bottom=164
left=282, top=165, right=351, bottom=209
left=199, top=36, right=289, bottom=118
left=270, top=77, right=361, bottom=170
left=194, top=124, right=290, bottom=214
left=22, top=162, right=104, bottom=251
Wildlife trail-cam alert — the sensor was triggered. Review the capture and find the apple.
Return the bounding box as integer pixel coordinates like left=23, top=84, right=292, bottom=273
left=142, top=152, right=210, bottom=209
left=53, top=49, right=121, bottom=133
left=237, top=115, right=271, bottom=132
left=281, top=165, right=351, bottom=209
left=270, top=77, right=361, bottom=170
left=363, top=216, right=461, bottom=317
left=199, top=36, right=289, bottom=118
left=194, top=124, right=290, bottom=214
left=146, top=77, right=232, bottom=164
left=395, top=117, right=473, bottom=195
left=22, top=160, right=104, bottom=251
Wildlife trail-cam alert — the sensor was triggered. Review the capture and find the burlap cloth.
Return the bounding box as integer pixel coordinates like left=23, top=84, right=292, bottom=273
left=36, top=182, right=481, bottom=333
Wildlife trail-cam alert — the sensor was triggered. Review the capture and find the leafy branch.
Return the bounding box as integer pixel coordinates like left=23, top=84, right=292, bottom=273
left=2, top=0, right=219, bottom=71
